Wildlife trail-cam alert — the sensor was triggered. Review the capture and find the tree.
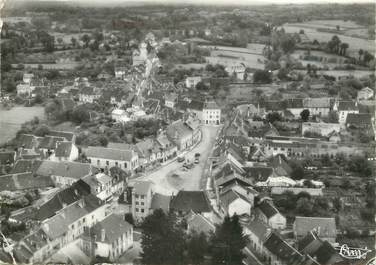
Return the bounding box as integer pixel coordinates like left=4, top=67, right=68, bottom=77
left=328, top=111, right=338, bottom=123
left=210, top=215, right=248, bottom=265
left=363, top=51, right=373, bottom=64
left=195, top=81, right=208, bottom=90
left=340, top=43, right=349, bottom=56
left=141, top=209, right=185, bottom=265
left=296, top=197, right=314, bottom=216
left=266, top=112, right=282, bottom=123
left=81, top=34, right=91, bottom=48
left=187, top=231, right=209, bottom=265
left=253, top=70, right=272, bottom=84
left=124, top=213, right=134, bottom=225
left=33, top=124, right=50, bottom=137
left=71, top=106, right=90, bottom=124
left=71, top=37, right=77, bottom=47
left=358, top=49, right=364, bottom=62
left=290, top=160, right=305, bottom=180
left=300, top=109, right=310, bottom=122
left=347, top=155, right=372, bottom=178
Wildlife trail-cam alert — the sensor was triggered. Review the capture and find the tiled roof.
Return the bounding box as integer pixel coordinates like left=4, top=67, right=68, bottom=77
left=269, top=155, right=292, bottom=175
left=337, top=101, right=358, bottom=111
left=303, top=98, right=331, bottom=108
left=346, top=113, right=372, bottom=126
left=11, top=159, right=43, bottom=174
left=41, top=195, right=103, bottom=240
left=285, top=98, right=304, bottom=109
left=166, top=120, right=193, bottom=139
left=14, top=134, right=40, bottom=149
left=258, top=200, right=279, bottom=219
left=220, top=189, right=252, bottom=211
left=133, top=181, right=153, bottom=195
left=150, top=193, right=171, bottom=212
left=245, top=218, right=270, bottom=241
left=85, top=146, right=136, bottom=161
left=294, top=216, right=336, bottom=238
left=187, top=212, right=215, bottom=235
left=203, top=100, right=219, bottom=110
left=188, top=100, right=204, bottom=111
left=54, top=142, right=74, bottom=157
left=36, top=161, right=97, bottom=179
left=0, top=172, right=53, bottom=192
left=88, top=214, right=132, bottom=244
left=0, top=151, right=15, bottom=165
left=47, top=130, right=75, bottom=141
left=264, top=232, right=303, bottom=263
left=38, top=136, right=65, bottom=150
left=170, top=191, right=211, bottom=213
left=244, top=166, right=273, bottom=182
left=35, top=182, right=91, bottom=221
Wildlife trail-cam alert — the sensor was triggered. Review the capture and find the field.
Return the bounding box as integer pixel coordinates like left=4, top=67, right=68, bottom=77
left=291, top=49, right=348, bottom=69
left=0, top=106, right=45, bottom=144
left=282, top=20, right=374, bottom=57
left=295, top=69, right=373, bottom=80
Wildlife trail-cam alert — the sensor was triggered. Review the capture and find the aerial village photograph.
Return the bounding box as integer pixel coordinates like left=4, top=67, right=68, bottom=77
left=0, top=0, right=375, bottom=264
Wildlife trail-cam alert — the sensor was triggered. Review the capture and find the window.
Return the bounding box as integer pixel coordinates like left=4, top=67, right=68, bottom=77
left=124, top=163, right=127, bottom=168
left=97, top=160, right=100, bottom=165
left=115, top=162, right=118, bottom=166
left=141, top=209, right=144, bottom=213
left=136, top=202, right=139, bottom=205
left=135, top=208, right=139, bottom=212
left=141, top=195, right=145, bottom=199
left=141, top=202, right=144, bottom=206
left=83, top=218, right=86, bottom=222
left=71, top=224, right=75, bottom=229
left=135, top=195, right=139, bottom=199
left=106, top=161, right=109, bottom=166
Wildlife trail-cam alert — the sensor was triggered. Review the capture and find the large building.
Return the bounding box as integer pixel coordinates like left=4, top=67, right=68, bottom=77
left=203, top=100, right=221, bottom=125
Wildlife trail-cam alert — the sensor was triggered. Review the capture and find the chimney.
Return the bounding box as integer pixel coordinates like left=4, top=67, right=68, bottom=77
left=101, top=228, right=106, bottom=242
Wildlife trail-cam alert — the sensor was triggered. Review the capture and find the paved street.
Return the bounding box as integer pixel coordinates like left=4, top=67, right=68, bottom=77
left=134, top=125, right=221, bottom=195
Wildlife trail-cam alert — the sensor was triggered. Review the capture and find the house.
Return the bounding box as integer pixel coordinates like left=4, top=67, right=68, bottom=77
left=170, top=191, right=212, bottom=218
left=81, top=214, right=133, bottom=262
left=298, top=232, right=344, bottom=265
left=36, top=160, right=98, bottom=187
left=38, top=135, right=65, bottom=157
left=111, top=109, right=131, bottom=123
left=114, top=67, right=127, bottom=79
left=327, top=130, right=341, bottom=143
left=357, top=87, right=374, bottom=101
left=219, top=189, right=253, bottom=217
left=333, top=101, right=359, bottom=124
left=36, top=195, right=107, bottom=263
left=225, top=64, right=246, bottom=80
left=263, top=232, right=303, bottom=265
left=186, top=211, right=215, bottom=235
left=203, top=100, right=221, bottom=125
left=269, top=155, right=292, bottom=177
left=293, top=216, right=337, bottom=243
left=156, top=133, right=178, bottom=161
left=185, top=76, right=202, bottom=89
left=49, top=142, right=79, bottom=162
left=85, top=146, right=139, bottom=171
left=243, top=218, right=271, bottom=255
left=285, top=98, right=304, bottom=118
left=302, top=122, right=341, bottom=137
left=256, top=199, right=286, bottom=229
left=132, top=43, right=148, bottom=66
left=23, top=73, right=34, bottom=84
left=135, top=139, right=162, bottom=167
left=0, top=151, right=16, bottom=172
left=78, top=87, right=101, bottom=103
left=17, top=83, right=35, bottom=96
left=132, top=181, right=154, bottom=222
left=166, top=120, right=195, bottom=150
left=48, top=130, right=76, bottom=144
left=81, top=172, right=123, bottom=202
left=164, top=93, right=178, bottom=108
left=303, top=98, right=332, bottom=117
left=346, top=113, right=373, bottom=129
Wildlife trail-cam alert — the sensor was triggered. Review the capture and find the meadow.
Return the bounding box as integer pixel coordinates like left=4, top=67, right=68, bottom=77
left=282, top=20, right=374, bottom=57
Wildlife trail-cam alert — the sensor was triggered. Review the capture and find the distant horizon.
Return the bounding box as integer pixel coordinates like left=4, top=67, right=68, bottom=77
left=5, top=0, right=375, bottom=7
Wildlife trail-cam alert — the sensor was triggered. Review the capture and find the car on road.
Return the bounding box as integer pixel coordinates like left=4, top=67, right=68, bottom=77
left=194, top=158, right=199, bottom=164
left=195, top=153, right=201, bottom=158
left=183, top=162, right=195, bottom=169
left=177, top=156, right=185, bottom=162
left=171, top=173, right=179, bottom=178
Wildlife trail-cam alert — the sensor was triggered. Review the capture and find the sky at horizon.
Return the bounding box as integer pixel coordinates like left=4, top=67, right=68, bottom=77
left=9, top=0, right=375, bottom=4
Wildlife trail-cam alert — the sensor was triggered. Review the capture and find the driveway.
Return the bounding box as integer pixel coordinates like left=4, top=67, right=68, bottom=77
left=134, top=125, right=221, bottom=195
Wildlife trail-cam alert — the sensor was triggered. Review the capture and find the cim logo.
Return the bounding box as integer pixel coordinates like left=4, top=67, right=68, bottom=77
left=366, top=257, right=376, bottom=265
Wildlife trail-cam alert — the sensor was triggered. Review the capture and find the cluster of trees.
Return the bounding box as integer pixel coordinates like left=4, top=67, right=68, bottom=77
left=274, top=191, right=335, bottom=217
left=253, top=69, right=272, bottom=84
left=140, top=209, right=248, bottom=265
left=326, top=35, right=349, bottom=56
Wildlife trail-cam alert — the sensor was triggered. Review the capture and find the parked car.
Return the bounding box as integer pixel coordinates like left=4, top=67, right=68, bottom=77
left=194, top=158, right=199, bottom=164
left=195, top=153, right=201, bottom=158
left=183, top=162, right=194, bottom=169
left=177, top=156, right=185, bottom=162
